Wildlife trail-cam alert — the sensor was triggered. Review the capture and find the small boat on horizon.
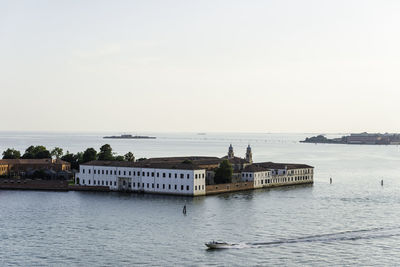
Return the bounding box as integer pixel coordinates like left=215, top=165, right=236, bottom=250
left=103, top=134, right=156, bottom=139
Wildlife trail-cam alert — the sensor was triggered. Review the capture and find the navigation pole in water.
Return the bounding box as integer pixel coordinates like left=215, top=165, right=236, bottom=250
left=183, top=204, right=187, bottom=215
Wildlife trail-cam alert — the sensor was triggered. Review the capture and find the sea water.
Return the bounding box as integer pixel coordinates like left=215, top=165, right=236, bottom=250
left=0, top=132, right=400, bottom=266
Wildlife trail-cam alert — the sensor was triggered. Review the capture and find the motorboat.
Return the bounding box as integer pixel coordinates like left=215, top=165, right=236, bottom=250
left=205, top=241, right=236, bottom=249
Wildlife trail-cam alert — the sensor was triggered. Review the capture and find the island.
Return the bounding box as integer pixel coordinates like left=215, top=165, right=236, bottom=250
left=103, top=134, right=156, bottom=139
left=301, top=132, right=400, bottom=145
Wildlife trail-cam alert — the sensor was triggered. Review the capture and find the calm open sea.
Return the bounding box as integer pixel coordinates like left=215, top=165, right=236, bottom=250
left=1, top=132, right=400, bottom=266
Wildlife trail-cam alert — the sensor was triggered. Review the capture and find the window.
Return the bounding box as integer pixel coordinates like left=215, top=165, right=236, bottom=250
left=114, top=181, right=116, bottom=186
left=152, top=183, right=154, bottom=188
left=94, top=170, right=97, bottom=174
left=106, top=170, right=108, bottom=175
left=82, top=169, right=85, bottom=174
left=163, top=184, right=165, bottom=189
left=106, top=181, right=109, bottom=186
left=88, top=169, right=91, bottom=174
left=186, top=185, right=189, bottom=190
left=102, top=180, right=104, bottom=185
left=169, top=173, right=171, bottom=178
left=114, top=170, right=116, bottom=175
left=133, top=171, right=136, bottom=176
left=157, top=173, right=159, bottom=177
left=195, top=186, right=197, bottom=190
left=102, top=170, right=104, bottom=175
left=174, top=173, right=177, bottom=178
left=119, top=170, right=121, bottom=175
left=181, top=185, right=183, bottom=190
left=129, top=171, right=131, bottom=176
left=124, top=171, right=126, bottom=175
left=202, top=174, right=204, bottom=178
left=168, top=184, right=171, bottom=190
left=163, top=173, right=166, bottom=178
left=157, top=184, right=159, bottom=189
left=152, top=172, right=154, bottom=177
left=94, top=180, right=96, bottom=185
left=195, top=174, right=198, bottom=179
left=147, top=172, right=150, bottom=177
left=175, top=185, right=177, bottom=190
left=187, top=174, right=189, bottom=179
left=147, top=183, right=149, bottom=188
left=202, top=185, right=204, bottom=190
left=88, top=180, right=91, bottom=185
left=142, top=172, right=145, bottom=176
left=133, top=182, right=135, bottom=187
left=82, top=179, right=85, bottom=184
left=180, top=174, right=184, bottom=179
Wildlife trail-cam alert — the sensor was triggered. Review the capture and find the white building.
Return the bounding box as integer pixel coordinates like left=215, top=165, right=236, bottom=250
left=76, top=161, right=206, bottom=196
left=75, top=147, right=314, bottom=196
left=241, top=162, right=314, bottom=188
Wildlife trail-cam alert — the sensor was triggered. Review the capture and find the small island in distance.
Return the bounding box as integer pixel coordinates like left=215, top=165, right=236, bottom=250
left=103, top=134, right=156, bottom=139
left=301, top=132, right=400, bottom=145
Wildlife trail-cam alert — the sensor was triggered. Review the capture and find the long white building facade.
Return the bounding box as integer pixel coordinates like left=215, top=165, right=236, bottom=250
left=75, top=145, right=314, bottom=196
left=76, top=161, right=207, bottom=196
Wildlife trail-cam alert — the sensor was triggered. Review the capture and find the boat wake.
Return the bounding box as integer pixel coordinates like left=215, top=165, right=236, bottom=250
left=207, top=227, right=400, bottom=250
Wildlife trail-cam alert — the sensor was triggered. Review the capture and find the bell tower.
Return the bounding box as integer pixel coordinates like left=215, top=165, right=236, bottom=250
left=245, top=144, right=253, bottom=163
left=228, top=144, right=234, bottom=159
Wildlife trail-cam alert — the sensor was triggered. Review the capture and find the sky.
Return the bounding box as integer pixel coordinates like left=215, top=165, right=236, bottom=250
left=1, top=0, right=400, bottom=133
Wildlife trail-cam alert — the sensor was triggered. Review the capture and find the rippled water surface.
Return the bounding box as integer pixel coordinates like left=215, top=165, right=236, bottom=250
left=1, top=132, right=400, bottom=266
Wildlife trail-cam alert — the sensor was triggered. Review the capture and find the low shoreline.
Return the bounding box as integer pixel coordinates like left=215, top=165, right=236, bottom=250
left=0, top=179, right=312, bottom=195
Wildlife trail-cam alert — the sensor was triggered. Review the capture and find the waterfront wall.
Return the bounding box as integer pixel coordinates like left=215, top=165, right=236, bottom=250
left=0, top=179, right=110, bottom=192
left=0, top=178, right=313, bottom=194
left=206, top=181, right=254, bottom=195
left=206, top=179, right=313, bottom=195
left=0, top=179, right=69, bottom=191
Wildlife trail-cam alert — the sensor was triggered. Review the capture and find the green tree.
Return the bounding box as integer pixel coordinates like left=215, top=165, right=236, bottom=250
left=82, top=148, right=97, bottom=163
left=98, top=144, right=114, bottom=161
left=61, top=151, right=80, bottom=170
left=35, top=149, right=51, bottom=159
left=22, top=145, right=51, bottom=159
left=115, top=155, right=125, bottom=161
left=22, top=146, right=35, bottom=159
left=51, top=147, right=63, bottom=159
left=214, top=159, right=233, bottom=184
left=2, top=148, right=21, bottom=159
left=124, top=152, right=135, bottom=162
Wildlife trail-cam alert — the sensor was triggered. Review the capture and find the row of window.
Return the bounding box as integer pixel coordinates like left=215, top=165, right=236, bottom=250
left=242, top=172, right=271, bottom=178
left=131, top=183, right=204, bottom=191
left=83, top=179, right=117, bottom=186
left=288, top=169, right=313, bottom=175
left=80, top=179, right=205, bottom=191
left=253, top=175, right=312, bottom=185
left=82, top=168, right=205, bottom=179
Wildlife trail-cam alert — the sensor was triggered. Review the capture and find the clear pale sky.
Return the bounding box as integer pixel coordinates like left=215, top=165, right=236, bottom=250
left=1, top=0, right=399, bottom=133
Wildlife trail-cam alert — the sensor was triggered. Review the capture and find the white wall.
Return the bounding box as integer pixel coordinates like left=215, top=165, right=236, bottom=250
left=77, top=165, right=206, bottom=196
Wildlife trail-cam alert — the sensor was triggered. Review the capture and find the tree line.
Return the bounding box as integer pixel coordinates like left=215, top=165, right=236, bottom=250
left=2, top=144, right=135, bottom=170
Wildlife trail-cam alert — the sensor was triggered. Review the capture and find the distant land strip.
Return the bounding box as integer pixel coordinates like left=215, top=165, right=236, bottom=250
left=301, top=132, right=400, bottom=145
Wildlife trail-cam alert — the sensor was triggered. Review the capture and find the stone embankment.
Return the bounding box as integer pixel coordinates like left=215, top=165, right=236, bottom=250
left=0, top=179, right=109, bottom=192
left=206, top=181, right=254, bottom=195
left=0, top=179, right=312, bottom=195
